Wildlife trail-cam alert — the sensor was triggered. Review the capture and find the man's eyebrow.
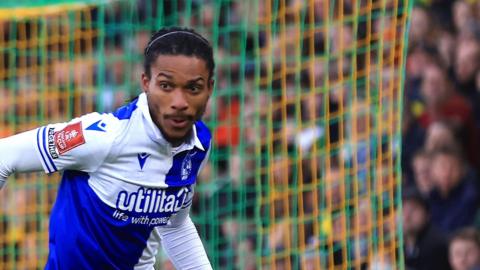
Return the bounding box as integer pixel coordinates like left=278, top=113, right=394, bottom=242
left=187, top=77, right=205, bottom=83
left=155, top=72, right=173, bottom=79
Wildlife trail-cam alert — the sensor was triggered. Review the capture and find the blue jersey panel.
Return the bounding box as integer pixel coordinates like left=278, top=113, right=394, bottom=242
left=113, top=98, right=139, bottom=120
left=46, top=170, right=154, bottom=270
left=165, top=149, right=207, bottom=187
left=194, top=121, right=211, bottom=149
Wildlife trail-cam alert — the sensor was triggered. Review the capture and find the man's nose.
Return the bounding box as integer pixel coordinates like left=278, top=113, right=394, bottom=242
left=171, top=89, right=188, bottom=110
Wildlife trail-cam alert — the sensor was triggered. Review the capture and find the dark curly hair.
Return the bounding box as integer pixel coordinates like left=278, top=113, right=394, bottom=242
left=143, top=27, right=215, bottom=81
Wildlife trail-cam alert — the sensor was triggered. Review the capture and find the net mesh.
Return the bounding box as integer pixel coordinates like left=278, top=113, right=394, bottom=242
left=0, top=0, right=412, bottom=269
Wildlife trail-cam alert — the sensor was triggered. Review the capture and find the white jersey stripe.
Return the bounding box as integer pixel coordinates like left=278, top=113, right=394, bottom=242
left=36, top=127, right=53, bottom=173
left=41, top=127, right=58, bottom=172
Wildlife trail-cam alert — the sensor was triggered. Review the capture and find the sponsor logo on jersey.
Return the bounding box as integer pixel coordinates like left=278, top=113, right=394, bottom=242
left=54, top=122, right=86, bottom=155
left=181, top=151, right=196, bottom=180
left=115, top=186, right=190, bottom=215
left=47, top=128, right=59, bottom=159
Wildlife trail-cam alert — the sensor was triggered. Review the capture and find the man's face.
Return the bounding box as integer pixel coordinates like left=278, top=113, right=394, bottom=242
left=421, top=65, right=448, bottom=105
left=455, top=41, right=479, bottom=84
left=402, top=199, right=428, bottom=236
left=413, top=156, right=432, bottom=194
left=450, top=239, right=480, bottom=270
left=431, top=154, right=462, bottom=196
left=141, top=54, right=213, bottom=146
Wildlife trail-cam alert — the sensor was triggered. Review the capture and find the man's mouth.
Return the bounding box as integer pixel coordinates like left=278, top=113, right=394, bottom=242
left=165, top=115, right=192, bottom=129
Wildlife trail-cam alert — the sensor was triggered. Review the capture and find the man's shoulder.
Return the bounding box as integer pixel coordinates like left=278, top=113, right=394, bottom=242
left=76, top=112, right=123, bottom=135
left=78, top=98, right=142, bottom=136
left=111, top=98, right=140, bottom=120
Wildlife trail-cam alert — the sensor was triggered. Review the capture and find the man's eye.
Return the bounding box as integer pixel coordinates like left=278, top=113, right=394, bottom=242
left=188, top=85, right=202, bottom=92
left=159, top=82, right=171, bottom=90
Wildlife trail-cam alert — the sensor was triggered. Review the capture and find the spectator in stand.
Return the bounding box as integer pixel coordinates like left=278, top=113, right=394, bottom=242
left=419, top=60, right=474, bottom=130
left=401, top=1, right=480, bottom=269
left=411, top=149, right=434, bottom=197
left=424, top=121, right=460, bottom=153
left=449, top=227, right=480, bottom=270
left=403, top=187, right=451, bottom=270
left=454, top=38, right=480, bottom=99
left=405, top=44, right=439, bottom=110
left=453, top=1, right=479, bottom=39
left=428, top=146, right=479, bottom=234
left=408, top=7, right=433, bottom=47
left=418, top=60, right=478, bottom=169
left=437, top=29, right=456, bottom=70
left=422, top=120, right=480, bottom=170
left=402, top=102, right=426, bottom=184
left=455, top=38, right=480, bottom=132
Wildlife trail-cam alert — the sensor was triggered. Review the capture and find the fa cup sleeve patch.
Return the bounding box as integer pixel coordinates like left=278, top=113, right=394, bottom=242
left=54, top=122, right=86, bottom=155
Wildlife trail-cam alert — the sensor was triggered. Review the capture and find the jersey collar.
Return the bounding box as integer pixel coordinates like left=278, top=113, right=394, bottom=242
left=138, top=93, right=205, bottom=151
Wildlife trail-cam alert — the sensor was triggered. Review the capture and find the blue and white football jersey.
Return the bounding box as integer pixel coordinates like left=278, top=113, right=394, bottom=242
left=34, top=93, right=211, bottom=269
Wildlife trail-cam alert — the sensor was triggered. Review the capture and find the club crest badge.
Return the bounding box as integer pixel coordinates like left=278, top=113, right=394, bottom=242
left=181, top=151, right=196, bottom=180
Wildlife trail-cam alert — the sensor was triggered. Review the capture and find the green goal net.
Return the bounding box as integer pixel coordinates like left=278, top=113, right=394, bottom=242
left=0, top=0, right=412, bottom=269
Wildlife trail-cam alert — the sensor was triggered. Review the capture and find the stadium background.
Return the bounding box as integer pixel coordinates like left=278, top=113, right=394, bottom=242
left=6, top=0, right=480, bottom=269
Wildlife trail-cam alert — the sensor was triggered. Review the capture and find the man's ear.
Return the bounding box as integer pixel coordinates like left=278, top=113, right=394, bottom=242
left=141, top=73, right=150, bottom=92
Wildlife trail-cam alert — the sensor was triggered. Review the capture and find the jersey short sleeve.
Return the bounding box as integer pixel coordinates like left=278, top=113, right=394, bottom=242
left=35, top=112, right=119, bottom=174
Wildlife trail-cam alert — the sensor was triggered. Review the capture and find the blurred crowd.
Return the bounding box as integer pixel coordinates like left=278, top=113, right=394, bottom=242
left=402, top=0, right=480, bottom=270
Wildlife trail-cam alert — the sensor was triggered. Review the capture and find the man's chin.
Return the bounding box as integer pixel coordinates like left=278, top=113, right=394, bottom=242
left=163, top=129, right=192, bottom=147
